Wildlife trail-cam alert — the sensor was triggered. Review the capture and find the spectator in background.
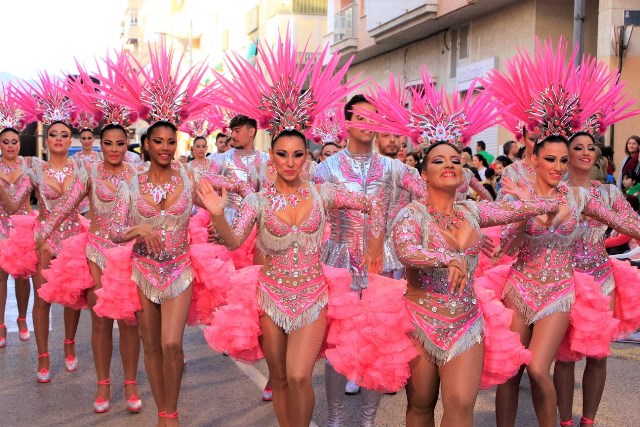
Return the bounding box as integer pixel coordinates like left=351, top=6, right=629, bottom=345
left=476, top=140, right=494, bottom=165
left=472, top=153, right=489, bottom=180
left=462, top=146, right=473, bottom=158
left=622, top=171, right=640, bottom=197
left=337, top=139, right=348, bottom=149
left=461, top=151, right=482, bottom=181
left=482, top=167, right=497, bottom=200
left=589, top=145, right=607, bottom=183
left=214, top=132, right=229, bottom=154
left=503, top=140, right=520, bottom=163
left=617, top=135, right=640, bottom=188
left=605, top=195, right=640, bottom=259
left=493, top=155, right=512, bottom=192
left=601, top=145, right=616, bottom=183
left=405, top=152, right=421, bottom=173
left=319, top=142, right=339, bottom=161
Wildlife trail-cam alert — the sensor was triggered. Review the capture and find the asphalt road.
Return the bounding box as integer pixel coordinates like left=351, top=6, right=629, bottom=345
left=1, top=278, right=639, bottom=426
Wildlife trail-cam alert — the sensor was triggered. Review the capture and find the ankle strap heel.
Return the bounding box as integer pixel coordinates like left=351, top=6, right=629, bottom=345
left=581, top=416, right=595, bottom=425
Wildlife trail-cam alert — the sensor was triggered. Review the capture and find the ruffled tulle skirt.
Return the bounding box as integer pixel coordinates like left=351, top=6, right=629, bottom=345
left=325, top=273, right=418, bottom=393
left=0, top=214, right=38, bottom=278
left=94, top=243, right=233, bottom=324
left=189, top=207, right=256, bottom=269
left=38, top=232, right=93, bottom=310
left=610, top=258, right=640, bottom=338
left=556, top=271, right=619, bottom=362
left=474, top=275, right=532, bottom=388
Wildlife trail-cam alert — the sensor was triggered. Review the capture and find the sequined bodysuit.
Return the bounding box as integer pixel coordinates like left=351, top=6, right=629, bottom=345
left=313, top=148, right=427, bottom=289
left=11, top=158, right=87, bottom=256
left=394, top=198, right=556, bottom=364
left=110, top=163, right=237, bottom=303
left=0, top=156, right=33, bottom=239
left=37, top=162, right=137, bottom=270
left=214, top=182, right=383, bottom=334
left=572, top=181, right=633, bottom=296
left=72, top=151, right=103, bottom=213
left=502, top=184, right=640, bottom=324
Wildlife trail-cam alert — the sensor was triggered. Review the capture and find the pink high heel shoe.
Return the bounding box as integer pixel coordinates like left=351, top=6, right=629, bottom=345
left=17, top=317, right=30, bottom=341
left=94, top=378, right=111, bottom=413
left=124, top=379, right=142, bottom=413
left=36, top=353, right=51, bottom=383
left=0, top=324, right=6, bottom=348
left=63, top=338, right=78, bottom=372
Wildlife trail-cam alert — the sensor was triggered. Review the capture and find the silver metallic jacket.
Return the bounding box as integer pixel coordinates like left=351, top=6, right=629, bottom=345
left=313, top=148, right=427, bottom=290
left=211, top=147, right=269, bottom=222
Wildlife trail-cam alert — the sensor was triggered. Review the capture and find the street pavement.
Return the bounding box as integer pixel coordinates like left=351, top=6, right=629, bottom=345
left=1, top=278, right=639, bottom=426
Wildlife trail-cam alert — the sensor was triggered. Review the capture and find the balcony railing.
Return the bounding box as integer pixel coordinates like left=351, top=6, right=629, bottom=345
left=333, top=3, right=355, bottom=44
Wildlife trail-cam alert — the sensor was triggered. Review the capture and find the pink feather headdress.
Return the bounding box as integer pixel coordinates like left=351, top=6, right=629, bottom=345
left=65, top=67, right=103, bottom=131
left=353, top=67, right=502, bottom=152
left=13, top=72, right=77, bottom=127
left=0, top=83, right=36, bottom=132
left=212, top=30, right=362, bottom=139
left=179, top=118, right=213, bottom=139
left=83, top=50, right=144, bottom=128
left=573, top=54, right=639, bottom=137
left=207, top=104, right=236, bottom=134
left=308, top=106, right=347, bottom=145
left=483, top=38, right=581, bottom=142
left=96, top=43, right=212, bottom=127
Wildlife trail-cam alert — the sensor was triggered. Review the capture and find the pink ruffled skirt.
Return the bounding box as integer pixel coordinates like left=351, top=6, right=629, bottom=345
left=0, top=214, right=38, bottom=278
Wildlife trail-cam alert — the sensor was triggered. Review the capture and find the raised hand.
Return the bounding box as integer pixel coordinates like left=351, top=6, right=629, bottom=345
left=197, top=179, right=227, bottom=217
left=500, top=177, right=533, bottom=201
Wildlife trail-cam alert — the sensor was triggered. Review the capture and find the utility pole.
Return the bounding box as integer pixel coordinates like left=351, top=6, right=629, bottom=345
left=573, top=0, right=585, bottom=67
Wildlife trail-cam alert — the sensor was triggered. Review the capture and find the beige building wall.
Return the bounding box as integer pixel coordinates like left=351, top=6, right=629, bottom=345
left=598, top=0, right=640, bottom=170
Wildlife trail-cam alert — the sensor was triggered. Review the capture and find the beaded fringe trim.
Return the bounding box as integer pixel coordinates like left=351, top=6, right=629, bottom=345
left=411, top=317, right=484, bottom=366
left=132, top=265, right=194, bottom=304
left=503, top=285, right=574, bottom=326
left=257, top=289, right=328, bottom=335
left=85, top=245, right=107, bottom=271
left=601, top=275, right=615, bottom=297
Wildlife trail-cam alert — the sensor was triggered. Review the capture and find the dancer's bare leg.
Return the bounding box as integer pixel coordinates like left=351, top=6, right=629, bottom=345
left=405, top=344, right=440, bottom=427
left=527, top=312, right=570, bottom=427
left=285, top=309, right=327, bottom=427
left=32, top=253, right=52, bottom=372
left=439, top=343, right=483, bottom=427
left=0, top=269, right=7, bottom=342
left=260, top=314, right=291, bottom=427
left=553, top=360, right=576, bottom=424
left=14, top=277, right=30, bottom=330
left=63, top=306, right=81, bottom=362
left=159, top=285, right=192, bottom=427
left=496, top=311, right=532, bottom=427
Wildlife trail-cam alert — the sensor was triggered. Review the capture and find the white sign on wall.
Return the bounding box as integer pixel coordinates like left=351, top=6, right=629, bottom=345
left=456, top=57, right=497, bottom=91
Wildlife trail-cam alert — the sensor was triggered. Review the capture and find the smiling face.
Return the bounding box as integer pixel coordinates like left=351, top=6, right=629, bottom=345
left=0, top=129, right=20, bottom=161
left=568, top=134, right=596, bottom=174
left=533, top=140, right=569, bottom=189
left=269, top=133, right=308, bottom=184
left=100, top=127, right=128, bottom=167
left=626, top=138, right=639, bottom=155
left=79, top=129, right=95, bottom=151
left=46, top=122, right=72, bottom=156
left=421, top=143, right=464, bottom=192
left=147, top=124, right=177, bottom=167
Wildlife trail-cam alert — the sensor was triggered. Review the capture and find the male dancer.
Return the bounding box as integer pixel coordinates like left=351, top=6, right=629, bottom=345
left=314, top=95, right=427, bottom=427
left=210, top=114, right=269, bottom=221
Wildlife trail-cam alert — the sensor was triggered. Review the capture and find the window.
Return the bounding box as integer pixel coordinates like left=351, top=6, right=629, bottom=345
left=449, top=24, right=469, bottom=78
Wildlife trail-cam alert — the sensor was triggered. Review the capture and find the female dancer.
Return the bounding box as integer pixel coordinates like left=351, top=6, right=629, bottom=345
left=181, top=119, right=213, bottom=173
left=202, top=33, right=384, bottom=427
left=94, top=44, right=241, bottom=425
left=0, top=88, right=35, bottom=348
left=1, top=74, right=87, bottom=382
left=353, top=67, right=551, bottom=427
left=35, top=63, right=144, bottom=413
left=483, top=38, right=640, bottom=427
left=552, top=55, right=640, bottom=427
